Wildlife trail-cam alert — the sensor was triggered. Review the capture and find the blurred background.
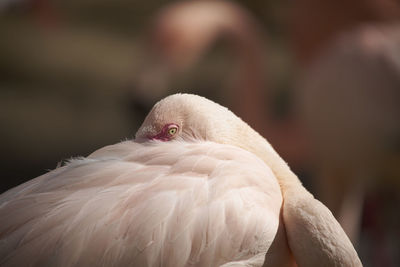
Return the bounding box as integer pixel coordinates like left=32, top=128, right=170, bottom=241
left=0, top=0, right=399, bottom=266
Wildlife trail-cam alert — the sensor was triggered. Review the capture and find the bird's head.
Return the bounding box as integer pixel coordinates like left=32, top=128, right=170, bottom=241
left=135, top=93, right=300, bottom=194
left=135, top=94, right=230, bottom=142
left=135, top=93, right=276, bottom=158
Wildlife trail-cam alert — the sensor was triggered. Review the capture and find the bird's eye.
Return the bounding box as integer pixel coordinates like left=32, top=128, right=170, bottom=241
left=168, top=126, right=178, bottom=136
left=147, top=124, right=179, bottom=141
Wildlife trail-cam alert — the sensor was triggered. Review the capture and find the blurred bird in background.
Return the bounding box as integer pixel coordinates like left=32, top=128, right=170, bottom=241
left=133, top=0, right=308, bottom=171
left=0, top=0, right=399, bottom=266
left=290, top=1, right=400, bottom=265
left=297, top=24, right=400, bottom=266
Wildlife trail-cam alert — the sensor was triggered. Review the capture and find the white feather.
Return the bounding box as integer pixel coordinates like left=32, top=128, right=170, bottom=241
left=0, top=141, right=282, bottom=266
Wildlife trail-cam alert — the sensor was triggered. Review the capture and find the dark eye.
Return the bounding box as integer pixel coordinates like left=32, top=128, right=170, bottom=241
left=167, top=126, right=178, bottom=136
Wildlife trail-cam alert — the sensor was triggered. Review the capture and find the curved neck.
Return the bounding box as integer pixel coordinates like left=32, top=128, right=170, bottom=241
left=246, top=128, right=304, bottom=195
left=221, top=119, right=304, bottom=195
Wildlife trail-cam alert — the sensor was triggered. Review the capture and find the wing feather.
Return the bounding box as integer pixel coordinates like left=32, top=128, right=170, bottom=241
left=0, top=141, right=282, bottom=266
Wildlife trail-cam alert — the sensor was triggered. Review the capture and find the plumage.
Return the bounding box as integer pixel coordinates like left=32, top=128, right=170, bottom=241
left=0, top=141, right=282, bottom=266
left=0, top=93, right=361, bottom=266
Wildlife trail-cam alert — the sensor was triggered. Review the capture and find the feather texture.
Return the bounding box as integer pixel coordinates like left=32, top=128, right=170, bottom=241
left=0, top=141, right=282, bottom=266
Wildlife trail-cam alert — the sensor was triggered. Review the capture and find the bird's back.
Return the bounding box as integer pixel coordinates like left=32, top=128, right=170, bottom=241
left=0, top=141, right=282, bottom=266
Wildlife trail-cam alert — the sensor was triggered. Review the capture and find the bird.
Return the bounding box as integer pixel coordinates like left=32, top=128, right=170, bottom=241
left=0, top=94, right=361, bottom=266
left=297, top=24, right=400, bottom=264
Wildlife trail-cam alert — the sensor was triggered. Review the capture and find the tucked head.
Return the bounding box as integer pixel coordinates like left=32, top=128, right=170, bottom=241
left=135, top=93, right=279, bottom=185
left=135, top=93, right=239, bottom=142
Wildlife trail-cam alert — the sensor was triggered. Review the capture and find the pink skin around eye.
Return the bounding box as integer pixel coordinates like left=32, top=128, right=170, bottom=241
left=148, top=123, right=178, bottom=141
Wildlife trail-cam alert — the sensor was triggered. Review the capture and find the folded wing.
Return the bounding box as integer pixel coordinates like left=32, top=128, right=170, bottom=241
left=0, top=141, right=282, bottom=266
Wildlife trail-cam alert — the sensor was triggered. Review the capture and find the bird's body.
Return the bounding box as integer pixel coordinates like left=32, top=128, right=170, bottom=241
left=0, top=141, right=283, bottom=266
left=0, top=94, right=361, bottom=266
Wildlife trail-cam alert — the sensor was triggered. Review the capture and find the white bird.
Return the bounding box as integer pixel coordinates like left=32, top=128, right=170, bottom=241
left=0, top=94, right=361, bottom=266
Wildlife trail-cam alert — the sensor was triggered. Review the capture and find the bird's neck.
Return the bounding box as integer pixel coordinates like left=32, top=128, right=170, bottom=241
left=231, top=123, right=305, bottom=196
